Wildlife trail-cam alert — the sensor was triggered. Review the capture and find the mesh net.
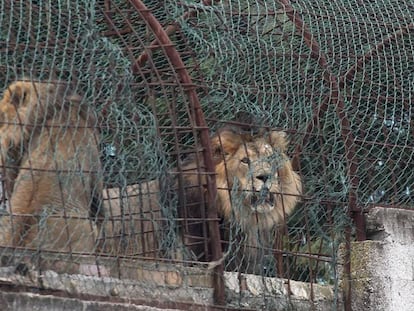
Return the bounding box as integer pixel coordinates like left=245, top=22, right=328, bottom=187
left=0, top=0, right=413, bottom=310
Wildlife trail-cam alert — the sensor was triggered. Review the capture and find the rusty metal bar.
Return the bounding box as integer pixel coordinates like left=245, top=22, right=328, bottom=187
left=132, top=0, right=212, bottom=71
left=127, top=0, right=225, bottom=305
left=279, top=1, right=365, bottom=310
left=279, top=2, right=366, bottom=238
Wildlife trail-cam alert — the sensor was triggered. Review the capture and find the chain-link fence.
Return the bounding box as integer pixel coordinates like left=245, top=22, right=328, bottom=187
left=0, top=0, right=413, bottom=310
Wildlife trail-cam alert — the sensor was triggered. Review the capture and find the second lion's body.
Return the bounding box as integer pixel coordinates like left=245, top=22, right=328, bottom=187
left=0, top=80, right=103, bottom=253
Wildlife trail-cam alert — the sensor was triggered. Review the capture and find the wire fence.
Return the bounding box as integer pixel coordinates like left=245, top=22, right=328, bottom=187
left=0, top=0, right=413, bottom=310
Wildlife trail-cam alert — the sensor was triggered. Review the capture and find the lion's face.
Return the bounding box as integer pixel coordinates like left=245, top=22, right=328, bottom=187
left=212, top=128, right=302, bottom=230
left=226, top=138, right=283, bottom=213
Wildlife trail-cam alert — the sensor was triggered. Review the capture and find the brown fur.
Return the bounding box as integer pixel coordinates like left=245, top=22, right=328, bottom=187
left=179, top=127, right=302, bottom=273
left=101, top=181, right=165, bottom=257
left=0, top=80, right=103, bottom=254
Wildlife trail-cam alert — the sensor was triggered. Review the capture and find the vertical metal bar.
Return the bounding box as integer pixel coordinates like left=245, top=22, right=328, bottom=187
left=279, top=1, right=365, bottom=309
left=128, top=0, right=225, bottom=304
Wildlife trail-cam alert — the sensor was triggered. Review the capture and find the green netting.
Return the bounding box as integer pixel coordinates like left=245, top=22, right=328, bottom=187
left=0, top=0, right=413, bottom=310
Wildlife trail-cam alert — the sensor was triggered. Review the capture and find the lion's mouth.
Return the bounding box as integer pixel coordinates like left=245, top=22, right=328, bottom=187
left=250, top=188, right=275, bottom=213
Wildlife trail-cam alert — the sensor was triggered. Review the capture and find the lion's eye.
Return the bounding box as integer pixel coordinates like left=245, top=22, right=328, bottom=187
left=241, top=157, right=250, bottom=164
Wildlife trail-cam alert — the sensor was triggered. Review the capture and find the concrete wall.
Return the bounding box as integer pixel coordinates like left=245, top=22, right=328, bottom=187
left=347, top=207, right=414, bottom=311
left=3, top=206, right=412, bottom=310
left=0, top=262, right=338, bottom=311
left=0, top=291, right=182, bottom=311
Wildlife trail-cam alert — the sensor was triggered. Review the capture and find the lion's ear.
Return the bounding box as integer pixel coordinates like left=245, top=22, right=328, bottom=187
left=6, top=81, right=31, bottom=107
left=210, top=136, right=228, bottom=163
left=66, top=93, right=82, bottom=103
left=269, top=131, right=289, bottom=151
left=210, top=129, right=241, bottom=162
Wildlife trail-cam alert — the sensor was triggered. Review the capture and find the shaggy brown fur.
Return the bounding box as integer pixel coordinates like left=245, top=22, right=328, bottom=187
left=0, top=80, right=103, bottom=254
left=179, top=127, right=302, bottom=273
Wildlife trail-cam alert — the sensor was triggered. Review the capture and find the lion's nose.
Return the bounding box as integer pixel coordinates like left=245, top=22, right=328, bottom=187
left=256, top=174, right=271, bottom=183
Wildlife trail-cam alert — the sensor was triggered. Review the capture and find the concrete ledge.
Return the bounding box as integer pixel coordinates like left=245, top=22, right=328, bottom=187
left=225, top=272, right=340, bottom=310
left=0, top=262, right=339, bottom=310
left=366, top=206, right=414, bottom=244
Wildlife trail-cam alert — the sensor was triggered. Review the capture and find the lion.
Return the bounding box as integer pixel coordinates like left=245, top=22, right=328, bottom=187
left=0, top=79, right=104, bottom=255
left=178, top=126, right=302, bottom=273
left=99, top=126, right=301, bottom=273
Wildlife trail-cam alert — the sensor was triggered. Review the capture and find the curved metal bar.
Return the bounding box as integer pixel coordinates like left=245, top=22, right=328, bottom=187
left=128, top=0, right=225, bottom=304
